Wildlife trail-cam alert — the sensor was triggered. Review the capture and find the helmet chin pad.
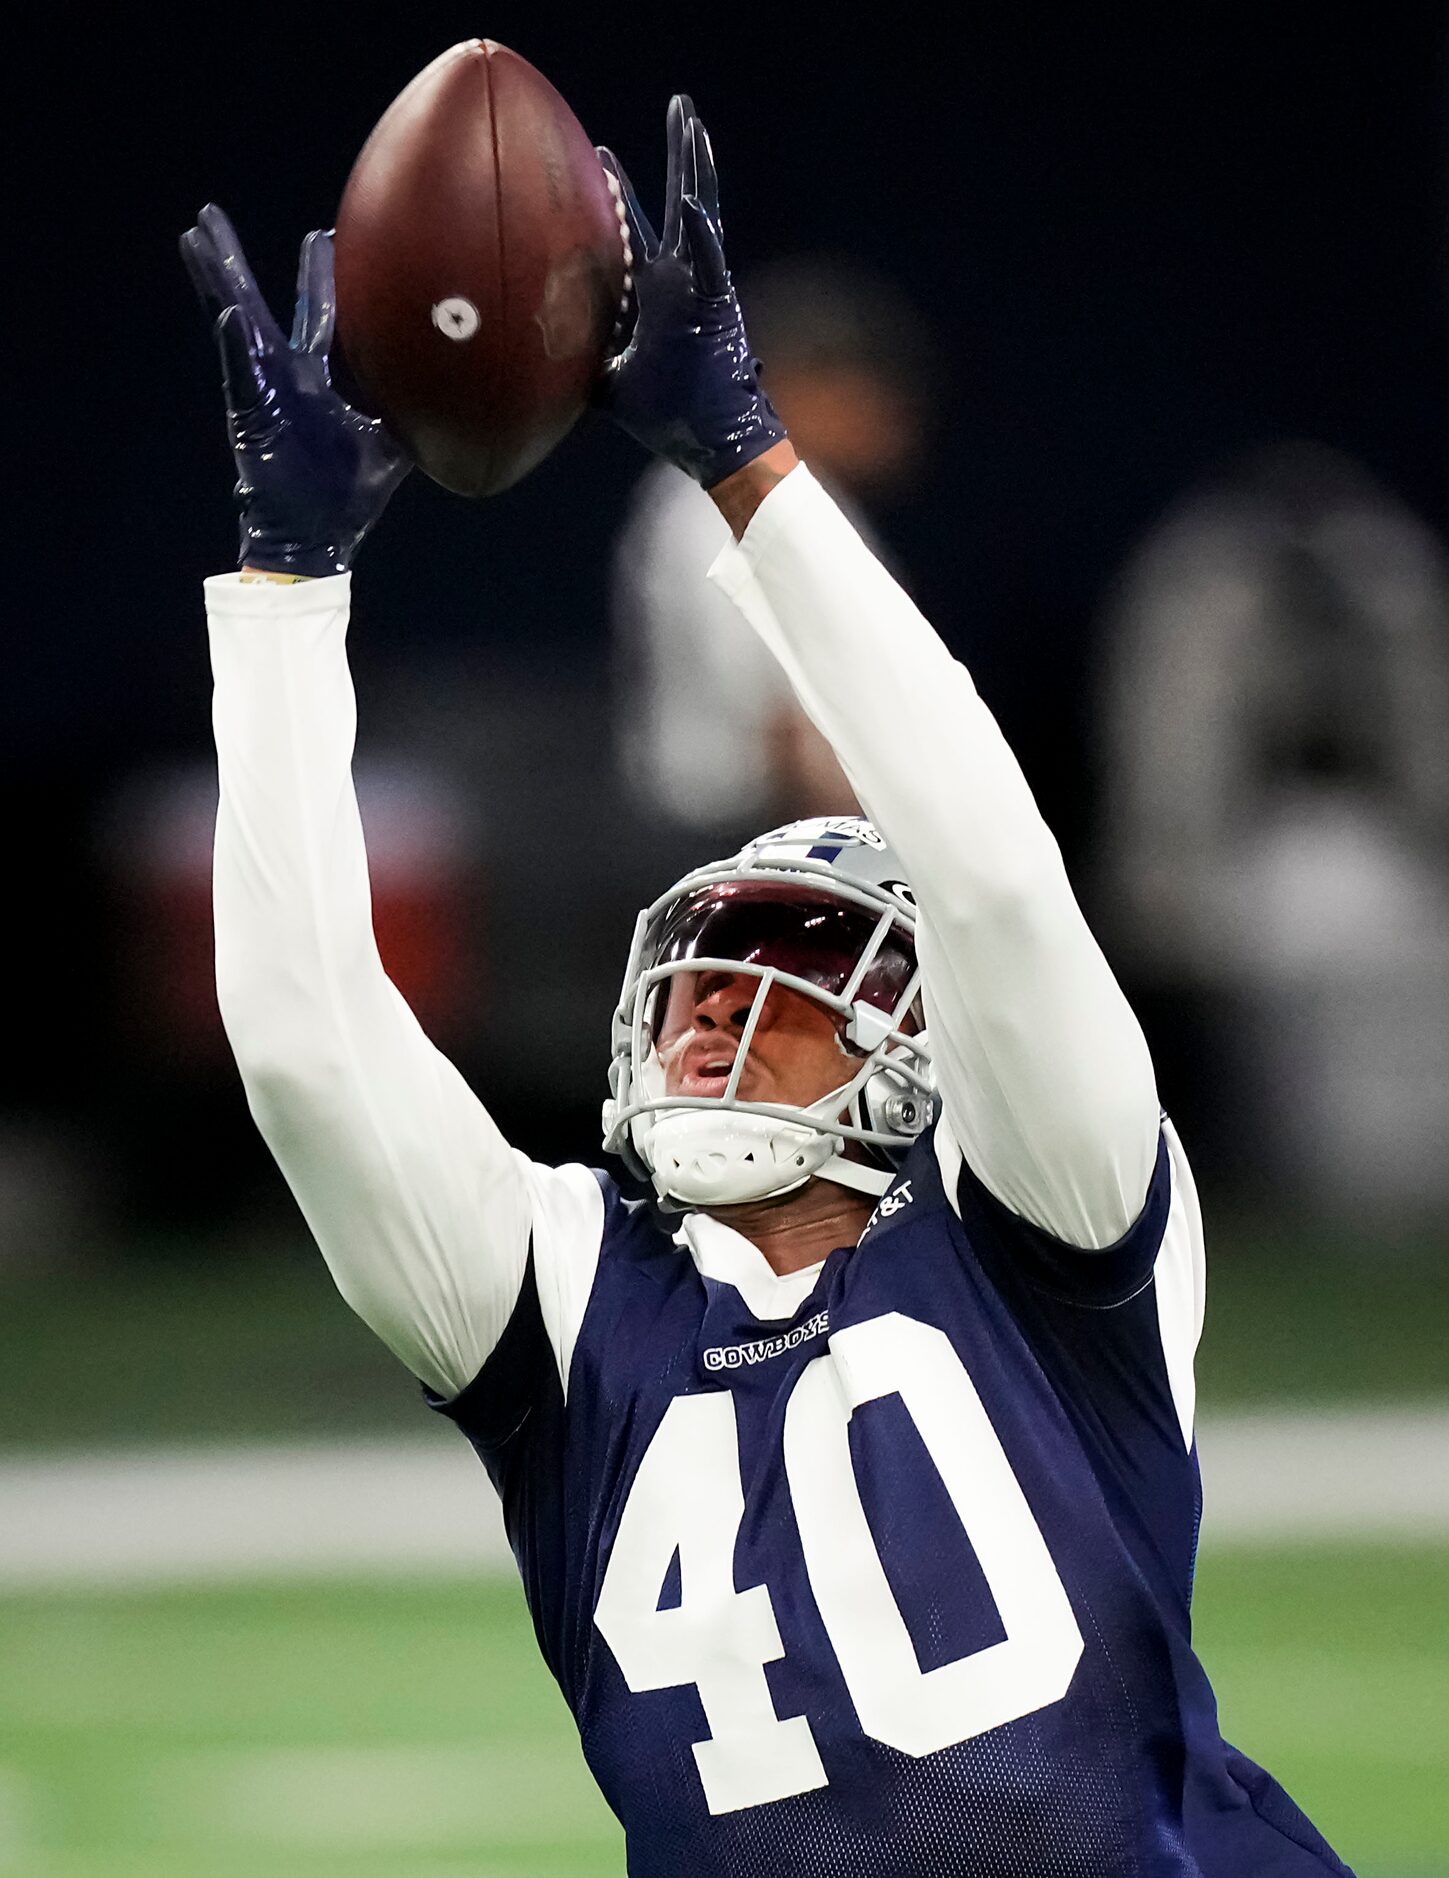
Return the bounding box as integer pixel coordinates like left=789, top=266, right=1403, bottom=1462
left=645, top=1108, right=837, bottom=1207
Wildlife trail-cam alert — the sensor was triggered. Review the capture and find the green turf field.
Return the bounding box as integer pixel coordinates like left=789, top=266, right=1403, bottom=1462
left=0, top=1545, right=1442, bottom=1876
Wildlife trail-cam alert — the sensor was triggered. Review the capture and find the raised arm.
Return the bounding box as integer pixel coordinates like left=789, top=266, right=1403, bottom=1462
left=709, top=461, right=1159, bottom=1247
left=185, top=206, right=600, bottom=1398
left=595, top=105, right=1158, bottom=1250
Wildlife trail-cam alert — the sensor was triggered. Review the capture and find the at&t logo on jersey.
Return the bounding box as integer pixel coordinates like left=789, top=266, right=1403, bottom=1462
left=861, top=1178, right=915, bottom=1240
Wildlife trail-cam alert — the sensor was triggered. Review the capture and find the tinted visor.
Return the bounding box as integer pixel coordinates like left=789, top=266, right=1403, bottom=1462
left=646, top=884, right=916, bottom=1046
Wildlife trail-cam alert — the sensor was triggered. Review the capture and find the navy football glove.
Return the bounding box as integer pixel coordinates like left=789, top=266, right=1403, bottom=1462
left=181, top=203, right=410, bottom=578
left=595, top=96, right=787, bottom=489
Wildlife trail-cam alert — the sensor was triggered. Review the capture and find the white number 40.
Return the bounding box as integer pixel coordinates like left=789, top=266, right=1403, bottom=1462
left=594, top=1312, right=1084, bottom=1815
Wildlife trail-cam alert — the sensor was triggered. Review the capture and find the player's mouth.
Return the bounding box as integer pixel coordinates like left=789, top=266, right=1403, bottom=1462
left=673, top=1045, right=751, bottom=1098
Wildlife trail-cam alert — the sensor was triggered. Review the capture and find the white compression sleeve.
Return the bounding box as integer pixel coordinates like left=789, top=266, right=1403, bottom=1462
left=709, top=468, right=1159, bottom=1249
left=207, top=572, right=602, bottom=1399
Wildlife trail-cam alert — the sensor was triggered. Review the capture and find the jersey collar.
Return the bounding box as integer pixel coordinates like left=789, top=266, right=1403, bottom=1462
left=673, top=1213, right=824, bottom=1322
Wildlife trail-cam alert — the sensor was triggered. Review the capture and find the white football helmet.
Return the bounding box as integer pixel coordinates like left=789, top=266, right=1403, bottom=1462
left=602, top=816, right=935, bottom=1208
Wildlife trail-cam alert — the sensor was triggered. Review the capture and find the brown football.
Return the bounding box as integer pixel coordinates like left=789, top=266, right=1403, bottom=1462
left=334, top=40, right=628, bottom=498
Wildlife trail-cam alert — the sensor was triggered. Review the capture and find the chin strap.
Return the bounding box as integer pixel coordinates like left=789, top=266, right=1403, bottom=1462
left=814, top=1153, right=894, bottom=1198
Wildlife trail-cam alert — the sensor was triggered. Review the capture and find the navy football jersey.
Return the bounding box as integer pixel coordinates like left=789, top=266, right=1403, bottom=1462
left=432, top=1122, right=1354, bottom=1878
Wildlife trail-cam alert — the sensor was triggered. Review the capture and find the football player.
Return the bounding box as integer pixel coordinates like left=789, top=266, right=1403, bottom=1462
left=183, top=94, right=1355, bottom=1878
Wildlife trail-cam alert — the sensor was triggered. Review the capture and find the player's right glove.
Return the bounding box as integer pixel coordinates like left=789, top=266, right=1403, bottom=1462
left=595, top=96, right=787, bottom=489
left=181, top=204, right=410, bottom=578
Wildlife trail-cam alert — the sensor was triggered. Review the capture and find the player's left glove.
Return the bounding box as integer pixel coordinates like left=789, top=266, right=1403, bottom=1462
left=595, top=96, right=787, bottom=489
left=181, top=203, right=410, bottom=578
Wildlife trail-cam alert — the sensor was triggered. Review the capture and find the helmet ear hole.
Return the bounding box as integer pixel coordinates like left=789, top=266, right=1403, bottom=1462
left=883, top=1091, right=931, bottom=1135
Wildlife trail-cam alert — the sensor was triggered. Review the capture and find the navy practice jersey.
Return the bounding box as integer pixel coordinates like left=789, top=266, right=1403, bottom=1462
left=431, top=1122, right=1353, bottom=1878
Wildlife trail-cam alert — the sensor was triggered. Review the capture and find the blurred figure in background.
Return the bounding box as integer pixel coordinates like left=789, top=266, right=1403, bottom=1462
left=612, top=257, right=932, bottom=840
left=99, top=760, right=484, bottom=1232
left=1097, top=442, right=1449, bottom=1222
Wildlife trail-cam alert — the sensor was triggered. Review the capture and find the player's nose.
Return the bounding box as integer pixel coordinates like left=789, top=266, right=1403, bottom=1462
left=693, top=970, right=759, bottom=1033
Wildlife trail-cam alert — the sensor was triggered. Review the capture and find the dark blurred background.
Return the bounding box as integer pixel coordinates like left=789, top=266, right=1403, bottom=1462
left=9, top=6, right=1449, bottom=1253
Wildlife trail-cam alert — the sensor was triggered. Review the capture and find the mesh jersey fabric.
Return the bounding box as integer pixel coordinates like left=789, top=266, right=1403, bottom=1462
left=431, top=1127, right=1354, bottom=1878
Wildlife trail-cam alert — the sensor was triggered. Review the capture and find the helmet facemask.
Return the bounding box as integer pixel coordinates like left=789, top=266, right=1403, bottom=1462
left=603, top=853, right=935, bottom=1209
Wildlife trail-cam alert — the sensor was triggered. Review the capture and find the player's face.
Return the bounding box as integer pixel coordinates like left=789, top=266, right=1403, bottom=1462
left=655, top=970, right=853, bottom=1110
